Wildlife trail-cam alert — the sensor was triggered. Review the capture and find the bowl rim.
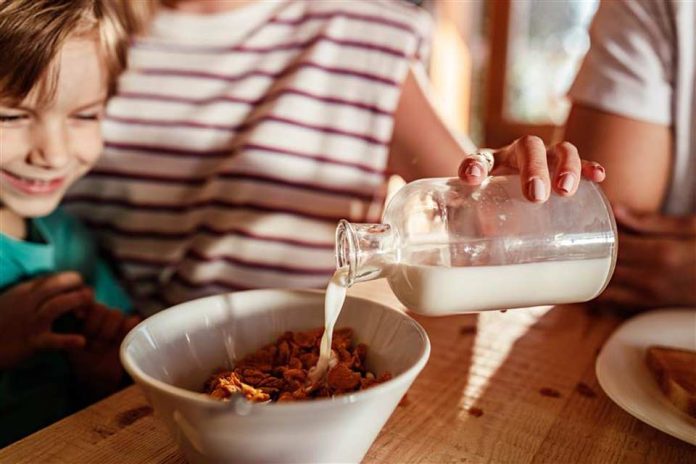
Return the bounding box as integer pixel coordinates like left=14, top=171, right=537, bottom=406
left=120, top=288, right=431, bottom=412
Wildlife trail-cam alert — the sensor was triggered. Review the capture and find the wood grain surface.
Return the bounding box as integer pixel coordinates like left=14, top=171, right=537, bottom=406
left=1, top=280, right=694, bottom=463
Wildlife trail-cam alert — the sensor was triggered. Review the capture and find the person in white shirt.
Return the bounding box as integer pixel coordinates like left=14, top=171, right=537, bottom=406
left=566, top=0, right=695, bottom=310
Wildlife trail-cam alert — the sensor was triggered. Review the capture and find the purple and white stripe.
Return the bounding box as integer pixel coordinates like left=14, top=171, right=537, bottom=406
left=67, top=0, right=429, bottom=312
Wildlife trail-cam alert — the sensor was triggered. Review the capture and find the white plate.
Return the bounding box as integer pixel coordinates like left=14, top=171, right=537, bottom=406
left=596, top=308, right=696, bottom=444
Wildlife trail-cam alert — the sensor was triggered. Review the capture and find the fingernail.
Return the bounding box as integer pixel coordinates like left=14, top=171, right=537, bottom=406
left=465, top=163, right=483, bottom=178
left=528, top=177, right=546, bottom=201
left=594, top=164, right=605, bottom=175
left=557, top=172, right=576, bottom=193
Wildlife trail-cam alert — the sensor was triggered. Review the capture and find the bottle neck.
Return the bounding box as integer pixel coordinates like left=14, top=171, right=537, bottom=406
left=335, top=220, right=395, bottom=287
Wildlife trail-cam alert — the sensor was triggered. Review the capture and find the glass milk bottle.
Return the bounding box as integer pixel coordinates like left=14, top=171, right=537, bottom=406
left=336, top=175, right=617, bottom=315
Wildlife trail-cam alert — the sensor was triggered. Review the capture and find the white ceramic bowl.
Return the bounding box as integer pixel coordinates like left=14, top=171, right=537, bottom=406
left=120, top=289, right=430, bottom=464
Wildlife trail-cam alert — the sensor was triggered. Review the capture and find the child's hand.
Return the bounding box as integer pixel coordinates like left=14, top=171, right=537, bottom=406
left=67, top=304, right=141, bottom=399
left=0, top=272, right=94, bottom=369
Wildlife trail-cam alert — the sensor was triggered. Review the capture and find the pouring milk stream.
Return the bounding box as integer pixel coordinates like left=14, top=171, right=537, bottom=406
left=310, top=176, right=616, bottom=380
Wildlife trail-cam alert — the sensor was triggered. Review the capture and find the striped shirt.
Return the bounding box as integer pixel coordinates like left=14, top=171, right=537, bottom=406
left=65, top=0, right=431, bottom=315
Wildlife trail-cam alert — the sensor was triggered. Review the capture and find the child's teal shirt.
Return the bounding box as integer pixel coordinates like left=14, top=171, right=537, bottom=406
left=0, top=207, right=132, bottom=447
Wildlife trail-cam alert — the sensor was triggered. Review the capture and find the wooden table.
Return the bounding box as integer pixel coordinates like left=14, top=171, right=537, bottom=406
left=2, top=280, right=694, bottom=463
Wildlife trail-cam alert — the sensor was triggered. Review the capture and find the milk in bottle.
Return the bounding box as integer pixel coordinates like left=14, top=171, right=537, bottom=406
left=336, top=176, right=617, bottom=315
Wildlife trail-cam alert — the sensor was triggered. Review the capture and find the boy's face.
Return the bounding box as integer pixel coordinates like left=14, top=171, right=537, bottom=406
left=0, top=38, right=107, bottom=218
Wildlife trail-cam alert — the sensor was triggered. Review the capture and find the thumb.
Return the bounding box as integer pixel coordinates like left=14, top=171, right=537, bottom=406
left=458, top=149, right=496, bottom=185
left=614, top=206, right=696, bottom=237
left=34, top=333, right=87, bottom=352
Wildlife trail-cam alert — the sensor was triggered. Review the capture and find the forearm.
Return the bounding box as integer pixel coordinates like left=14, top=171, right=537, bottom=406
left=564, top=103, right=672, bottom=213
left=388, top=66, right=473, bottom=181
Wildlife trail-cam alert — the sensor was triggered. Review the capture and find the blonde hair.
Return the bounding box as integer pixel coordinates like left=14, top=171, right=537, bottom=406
left=0, top=0, right=155, bottom=105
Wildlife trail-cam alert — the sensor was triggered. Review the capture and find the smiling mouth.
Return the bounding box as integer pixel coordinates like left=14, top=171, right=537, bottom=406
left=0, top=170, right=66, bottom=195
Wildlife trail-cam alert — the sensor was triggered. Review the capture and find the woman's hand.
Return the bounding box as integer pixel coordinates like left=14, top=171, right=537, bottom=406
left=0, top=272, right=93, bottom=369
left=459, top=137, right=606, bottom=202
left=389, top=69, right=605, bottom=202
left=596, top=208, right=696, bottom=311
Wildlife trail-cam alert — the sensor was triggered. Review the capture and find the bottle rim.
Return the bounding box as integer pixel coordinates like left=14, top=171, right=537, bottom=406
left=335, top=219, right=357, bottom=286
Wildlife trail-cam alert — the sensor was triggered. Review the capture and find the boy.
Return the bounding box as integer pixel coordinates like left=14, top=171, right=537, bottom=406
left=0, top=0, right=148, bottom=446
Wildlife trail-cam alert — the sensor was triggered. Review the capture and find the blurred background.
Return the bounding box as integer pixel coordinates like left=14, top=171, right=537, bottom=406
left=416, top=0, right=599, bottom=148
